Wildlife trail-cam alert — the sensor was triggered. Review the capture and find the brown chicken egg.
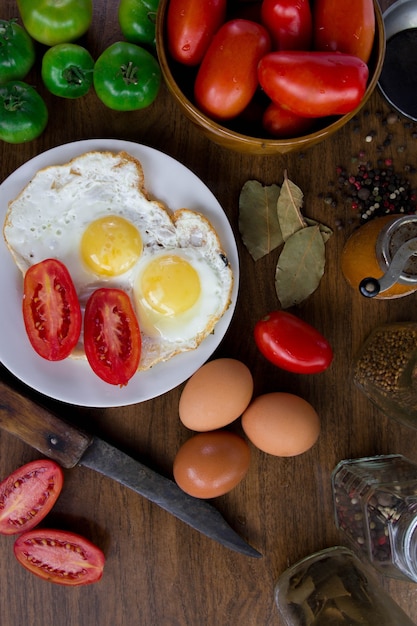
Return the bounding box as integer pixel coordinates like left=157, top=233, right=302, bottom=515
left=179, top=358, right=254, bottom=431
left=241, top=392, right=320, bottom=456
left=173, top=430, right=251, bottom=498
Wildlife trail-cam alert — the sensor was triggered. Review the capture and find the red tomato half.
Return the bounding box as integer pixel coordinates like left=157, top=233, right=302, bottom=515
left=0, top=459, right=63, bottom=535
left=262, top=101, right=313, bottom=137
left=254, top=311, right=333, bottom=374
left=84, top=288, right=141, bottom=386
left=167, top=0, right=227, bottom=66
left=194, top=19, right=271, bottom=120
left=14, top=529, right=105, bottom=586
left=261, top=0, right=313, bottom=51
left=22, top=258, right=82, bottom=361
left=314, top=0, right=375, bottom=63
left=258, top=51, right=369, bottom=118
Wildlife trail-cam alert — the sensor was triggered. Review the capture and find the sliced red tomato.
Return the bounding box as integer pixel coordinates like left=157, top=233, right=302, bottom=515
left=194, top=19, right=271, bottom=120
left=22, top=258, right=82, bottom=361
left=84, top=288, right=141, bottom=386
left=14, top=528, right=105, bottom=586
left=261, top=0, right=313, bottom=51
left=262, top=101, right=313, bottom=137
left=314, top=0, right=375, bottom=63
left=254, top=310, right=333, bottom=374
left=167, top=0, right=227, bottom=66
left=0, top=459, right=63, bottom=535
left=258, top=51, right=369, bottom=118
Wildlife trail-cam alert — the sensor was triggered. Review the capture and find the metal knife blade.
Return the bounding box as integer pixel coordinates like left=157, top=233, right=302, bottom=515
left=0, top=375, right=261, bottom=558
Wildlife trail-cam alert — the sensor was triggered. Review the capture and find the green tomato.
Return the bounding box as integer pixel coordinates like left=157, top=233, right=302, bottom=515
left=93, top=41, right=161, bottom=111
left=0, top=81, right=48, bottom=143
left=118, top=0, right=160, bottom=48
left=0, top=19, right=35, bottom=84
left=16, top=0, right=92, bottom=46
left=42, top=44, right=94, bottom=99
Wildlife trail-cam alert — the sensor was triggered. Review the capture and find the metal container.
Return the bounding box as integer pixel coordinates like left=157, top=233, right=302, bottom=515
left=378, top=0, right=417, bottom=120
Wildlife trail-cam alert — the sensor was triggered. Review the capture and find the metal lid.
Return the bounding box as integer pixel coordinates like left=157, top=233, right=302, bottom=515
left=377, top=215, right=417, bottom=284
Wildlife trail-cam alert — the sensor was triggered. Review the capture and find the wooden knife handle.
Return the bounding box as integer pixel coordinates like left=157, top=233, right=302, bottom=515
left=0, top=376, right=93, bottom=469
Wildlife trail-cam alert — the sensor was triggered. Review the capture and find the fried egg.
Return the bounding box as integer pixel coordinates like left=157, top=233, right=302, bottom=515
left=3, top=151, right=234, bottom=371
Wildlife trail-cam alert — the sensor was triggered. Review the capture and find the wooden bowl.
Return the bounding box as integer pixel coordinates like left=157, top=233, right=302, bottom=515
left=156, top=0, right=386, bottom=155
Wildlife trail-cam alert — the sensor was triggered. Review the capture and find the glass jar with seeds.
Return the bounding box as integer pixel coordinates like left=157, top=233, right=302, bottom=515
left=332, top=455, right=417, bottom=582
left=275, top=546, right=415, bottom=625
left=353, top=322, right=417, bottom=430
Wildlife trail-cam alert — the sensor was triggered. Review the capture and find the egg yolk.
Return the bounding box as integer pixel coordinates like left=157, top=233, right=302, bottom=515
left=81, top=215, right=142, bottom=276
left=139, top=254, right=201, bottom=315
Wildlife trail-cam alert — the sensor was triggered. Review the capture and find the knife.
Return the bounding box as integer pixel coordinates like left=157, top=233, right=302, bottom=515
left=0, top=376, right=261, bottom=558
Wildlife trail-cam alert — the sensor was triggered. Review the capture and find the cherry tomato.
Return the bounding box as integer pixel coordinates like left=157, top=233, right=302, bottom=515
left=194, top=19, right=271, bottom=120
left=84, top=288, right=141, bottom=386
left=261, top=0, right=312, bottom=51
left=0, top=460, right=63, bottom=535
left=167, top=0, right=227, bottom=66
left=41, top=43, right=94, bottom=99
left=258, top=51, right=369, bottom=118
left=14, top=529, right=105, bottom=586
left=314, top=0, right=375, bottom=64
left=0, top=80, right=48, bottom=144
left=262, top=101, right=313, bottom=137
left=22, top=258, right=82, bottom=361
left=93, top=41, right=161, bottom=111
left=0, top=19, right=35, bottom=85
left=254, top=311, right=333, bottom=374
left=17, top=0, right=92, bottom=47
left=118, top=0, right=160, bottom=48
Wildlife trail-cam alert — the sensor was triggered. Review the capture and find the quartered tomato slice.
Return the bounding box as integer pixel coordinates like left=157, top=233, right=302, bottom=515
left=14, top=528, right=105, bottom=586
left=0, top=459, right=64, bottom=535
left=22, top=258, right=82, bottom=361
left=84, top=288, right=141, bottom=386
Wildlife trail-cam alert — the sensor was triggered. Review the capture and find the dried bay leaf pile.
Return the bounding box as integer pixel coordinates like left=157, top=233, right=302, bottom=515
left=239, top=173, right=332, bottom=309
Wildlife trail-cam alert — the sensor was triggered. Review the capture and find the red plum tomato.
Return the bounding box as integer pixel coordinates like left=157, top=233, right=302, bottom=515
left=254, top=310, right=333, bottom=374
left=14, top=528, right=105, bottom=585
left=258, top=51, right=369, bottom=118
left=22, top=258, right=82, bottom=361
left=261, top=0, right=313, bottom=51
left=194, top=19, right=271, bottom=120
left=314, top=0, right=375, bottom=63
left=262, top=101, right=313, bottom=137
left=0, top=459, right=64, bottom=535
left=167, top=0, right=227, bottom=66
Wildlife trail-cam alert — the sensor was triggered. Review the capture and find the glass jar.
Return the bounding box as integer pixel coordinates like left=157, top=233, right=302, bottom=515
left=275, top=546, right=415, bottom=625
left=332, top=454, right=417, bottom=582
left=341, top=214, right=417, bottom=299
left=353, top=322, right=417, bottom=430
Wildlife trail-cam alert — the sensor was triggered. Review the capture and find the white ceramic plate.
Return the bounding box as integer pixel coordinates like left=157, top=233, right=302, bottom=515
left=0, top=139, right=239, bottom=408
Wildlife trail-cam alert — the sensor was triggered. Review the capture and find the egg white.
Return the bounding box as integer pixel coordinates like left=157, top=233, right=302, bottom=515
left=3, top=151, right=234, bottom=371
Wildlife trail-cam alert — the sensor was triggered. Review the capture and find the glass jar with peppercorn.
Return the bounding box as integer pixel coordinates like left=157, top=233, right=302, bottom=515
left=341, top=214, right=417, bottom=299
left=353, top=322, right=417, bottom=430
left=332, top=454, right=417, bottom=583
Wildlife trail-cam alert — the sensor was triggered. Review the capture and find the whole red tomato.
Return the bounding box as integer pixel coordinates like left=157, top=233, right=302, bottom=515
left=261, top=0, right=312, bottom=50
left=254, top=311, right=333, bottom=374
left=194, top=19, right=271, bottom=120
left=262, top=101, right=313, bottom=137
left=314, top=0, right=375, bottom=63
left=167, top=0, right=227, bottom=66
left=84, top=288, right=141, bottom=386
left=258, top=51, right=369, bottom=118
left=0, top=459, right=63, bottom=535
left=22, top=258, right=82, bottom=361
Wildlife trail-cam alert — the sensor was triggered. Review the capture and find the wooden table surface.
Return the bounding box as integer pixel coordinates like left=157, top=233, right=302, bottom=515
left=2, top=0, right=417, bottom=624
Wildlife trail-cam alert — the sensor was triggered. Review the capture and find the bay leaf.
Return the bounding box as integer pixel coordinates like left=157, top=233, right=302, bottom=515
left=277, top=172, right=306, bottom=242
left=275, top=225, right=326, bottom=308
left=304, top=217, right=333, bottom=243
left=238, top=180, right=283, bottom=261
